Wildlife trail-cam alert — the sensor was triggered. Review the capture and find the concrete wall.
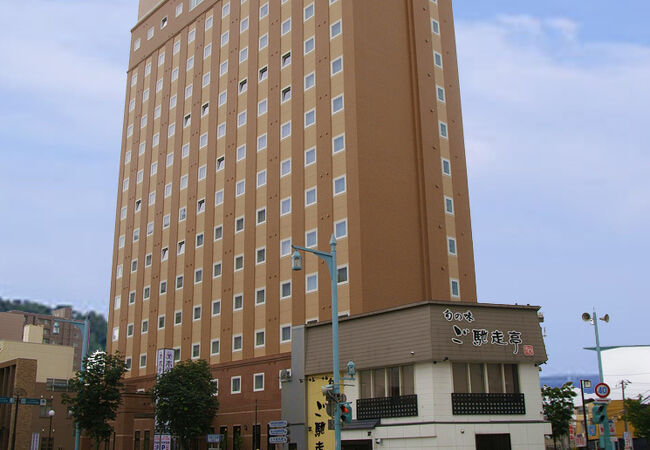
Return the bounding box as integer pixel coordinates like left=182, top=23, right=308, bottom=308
left=0, top=341, right=74, bottom=382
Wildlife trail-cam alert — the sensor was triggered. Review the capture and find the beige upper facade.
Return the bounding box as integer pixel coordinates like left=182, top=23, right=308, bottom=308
left=109, top=0, right=476, bottom=381
left=0, top=340, right=75, bottom=382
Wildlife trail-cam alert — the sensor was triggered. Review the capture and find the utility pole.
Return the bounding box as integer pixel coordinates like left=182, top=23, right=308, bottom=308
left=580, top=380, right=591, bottom=448
left=621, top=380, right=630, bottom=433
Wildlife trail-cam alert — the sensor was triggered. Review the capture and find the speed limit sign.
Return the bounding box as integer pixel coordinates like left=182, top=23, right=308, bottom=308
left=595, top=382, right=610, bottom=398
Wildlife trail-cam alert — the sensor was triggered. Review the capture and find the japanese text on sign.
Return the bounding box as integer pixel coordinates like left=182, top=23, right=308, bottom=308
left=443, top=308, right=525, bottom=354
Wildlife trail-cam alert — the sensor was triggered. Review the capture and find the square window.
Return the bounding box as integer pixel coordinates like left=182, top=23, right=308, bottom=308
left=211, top=339, right=220, bottom=355
left=305, top=187, right=317, bottom=206
left=151, top=161, right=158, bottom=176
left=234, top=295, right=243, bottom=311
left=193, top=305, right=202, bottom=320
left=175, top=3, right=183, bottom=16
left=218, top=90, right=227, bottom=106
left=214, top=225, right=223, bottom=240
left=218, top=123, right=226, bottom=138
left=331, top=56, right=343, bottom=75
left=172, top=67, right=179, bottom=82
left=212, top=300, right=221, bottom=316
left=280, top=197, right=291, bottom=216
left=442, top=158, right=451, bottom=175
left=332, top=94, right=344, bottom=113
left=330, top=20, right=342, bottom=38
left=305, top=72, right=315, bottom=90
left=186, top=56, right=194, bottom=71
left=257, top=170, right=266, bottom=187
left=185, top=84, right=193, bottom=99
left=256, top=247, right=266, bottom=264
left=335, top=219, right=347, bottom=238
left=163, top=214, right=171, bottom=228
left=234, top=255, right=244, bottom=271
left=213, top=262, right=222, bottom=277
left=255, top=331, right=265, bottom=348
left=280, top=238, right=291, bottom=257
left=306, top=273, right=318, bottom=292
left=231, top=376, right=242, bottom=393
left=173, top=41, right=181, bottom=54
left=220, top=60, right=228, bottom=76
left=334, top=175, right=346, bottom=195
left=445, top=196, right=454, bottom=214
left=222, top=2, right=230, bottom=18
left=120, top=207, right=127, bottom=220
left=305, top=109, right=316, bottom=127
left=256, top=288, right=266, bottom=305
left=280, top=281, right=291, bottom=299
left=306, top=230, right=317, bottom=247
left=257, top=208, right=266, bottom=224
left=205, top=15, right=213, bottom=30
left=188, top=29, right=196, bottom=43
left=204, top=43, right=212, bottom=59
left=192, top=343, right=200, bottom=359
left=333, top=134, right=345, bottom=152
left=337, top=265, right=349, bottom=284
left=448, top=237, right=457, bottom=255
left=202, top=72, right=211, bottom=88
left=304, top=3, right=314, bottom=20
left=182, top=143, right=190, bottom=158
left=281, top=325, right=291, bottom=343
left=257, top=134, right=267, bottom=151
left=200, top=132, right=208, bottom=147
left=239, top=47, right=248, bottom=63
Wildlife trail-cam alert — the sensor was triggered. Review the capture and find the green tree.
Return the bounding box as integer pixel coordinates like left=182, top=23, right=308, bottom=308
left=542, top=382, right=577, bottom=449
left=624, top=396, right=650, bottom=438
left=63, top=351, right=127, bottom=449
left=152, top=359, right=219, bottom=449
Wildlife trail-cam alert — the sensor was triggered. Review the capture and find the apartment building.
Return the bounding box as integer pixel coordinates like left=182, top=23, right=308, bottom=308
left=108, top=0, right=476, bottom=447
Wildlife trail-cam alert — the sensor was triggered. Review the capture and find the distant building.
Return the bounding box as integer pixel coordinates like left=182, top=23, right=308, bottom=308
left=7, top=307, right=84, bottom=371
left=0, top=325, right=77, bottom=450
left=0, top=312, right=24, bottom=341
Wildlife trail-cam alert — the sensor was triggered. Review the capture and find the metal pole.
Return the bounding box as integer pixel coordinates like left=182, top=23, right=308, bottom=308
left=75, top=318, right=90, bottom=450
left=580, top=381, right=589, bottom=448
left=592, top=308, right=612, bottom=450
left=10, top=395, right=19, bottom=450
left=621, top=381, right=629, bottom=433
left=329, top=235, right=341, bottom=450
left=48, top=413, right=53, bottom=450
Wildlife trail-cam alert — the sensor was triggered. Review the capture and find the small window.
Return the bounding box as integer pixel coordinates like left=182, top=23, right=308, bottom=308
left=337, top=265, right=349, bottom=284
left=212, top=300, right=221, bottom=316
left=179, top=206, right=187, bottom=221
left=161, top=247, right=169, bottom=261
left=143, top=285, right=151, bottom=300
left=222, top=2, right=230, bottom=18
left=305, top=147, right=316, bottom=166
left=217, top=123, right=226, bottom=138
left=259, top=33, right=268, bottom=50
left=234, top=254, right=244, bottom=271
left=257, top=134, right=267, bottom=151
left=188, top=29, right=196, bottom=43
left=258, top=98, right=268, bottom=116
left=335, top=220, right=347, bottom=238
left=445, top=196, right=454, bottom=214
left=140, top=354, right=147, bottom=368
left=280, top=281, right=291, bottom=299
left=192, top=343, right=200, bottom=359
left=173, top=41, right=181, bottom=55
left=305, top=109, right=316, bottom=127
left=211, top=339, right=220, bottom=355
left=259, top=2, right=268, bottom=18
left=196, top=232, right=204, bottom=247
left=193, top=305, right=202, bottom=320
left=129, top=291, right=136, bottom=303
left=205, top=15, right=213, bottom=30
left=304, top=3, right=314, bottom=20
left=239, top=47, right=248, bottom=63
left=332, top=94, right=344, bottom=113
left=127, top=323, right=134, bottom=337
left=231, top=376, right=242, bottom=393
left=173, top=348, right=181, bottom=361
left=237, top=144, right=246, bottom=161
left=163, top=214, right=170, bottom=228
left=431, top=19, right=440, bottom=34
left=175, top=310, right=182, bottom=325
left=448, top=237, right=457, bottom=255
left=257, top=170, right=267, bottom=187
left=215, top=189, right=224, bottom=205
left=141, top=320, right=149, bottom=333
left=280, top=197, right=291, bottom=216
left=234, top=295, right=243, bottom=311
left=281, top=51, right=291, bottom=68
left=306, top=273, right=318, bottom=292
left=280, top=238, right=291, bottom=257
left=255, top=288, right=266, bottom=305
left=333, top=134, right=345, bottom=153
left=158, top=315, right=165, bottom=329
left=333, top=175, right=346, bottom=195
left=259, top=66, right=268, bottom=82
left=255, top=331, right=265, bottom=348
left=238, top=110, right=247, bottom=127
left=451, top=279, right=460, bottom=298
left=305, top=72, right=315, bottom=90
left=176, top=275, right=184, bottom=289
left=214, top=225, right=223, bottom=240
left=281, top=86, right=291, bottom=103
left=442, top=158, right=451, bottom=175
left=306, top=229, right=317, bottom=247
left=186, top=56, right=194, bottom=71
left=213, top=262, right=222, bottom=277
left=236, top=180, right=245, bottom=196
left=305, top=187, right=317, bottom=206
left=204, top=43, right=212, bottom=59
left=281, top=121, right=291, bottom=139
left=331, top=56, right=343, bottom=75
left=125, top=357, right=131, bottom=369
left=185, top=84, right=193, bottom=99
left=330, top=20, right=342, bottom=38
left=171, top=68, right=179, bottom=82
left=257, top=208, right=266, bottom=224
left=281, top=18, right=291, bottom=35
left=160, top=280, right=167, bottom=294
left=202, top=72, right=211, bottom=88
left=436, top=86, right=445, bottom=103
left=280, top=325, right=291, bottom=343
left=304, top=36, right=315, bottom=54
left=178, top=241, right=186, bottom=255
left=256, top=247, right=266, bottom=264
left=184, top=113, right=191, bottom=128
left=434, top=52, right=443, bottom=68
left=220, top=60, right=228, bottom=76
left=219, top=90, right=227, bottom=106
left=240, top=16, right=249, bottom=32
left=221, top=31, right=229, bottom=47
left=175, top=3, right=183, bottom=16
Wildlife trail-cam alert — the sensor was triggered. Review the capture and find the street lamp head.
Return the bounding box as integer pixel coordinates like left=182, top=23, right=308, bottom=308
left=48, top=409, right=55, bottom=417
left=291, top=251, right=303, bottom=271
left=581, top=312, right=592, bottom=322
left=600, top=314, right=610, bottom=323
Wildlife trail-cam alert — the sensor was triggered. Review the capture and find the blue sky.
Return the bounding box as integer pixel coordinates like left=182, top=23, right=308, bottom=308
left=0, top=1, right=648, bottom=382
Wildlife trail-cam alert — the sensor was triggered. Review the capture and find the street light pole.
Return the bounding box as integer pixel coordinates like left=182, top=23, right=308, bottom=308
left=620, top=380, right=630, bottom=433
left=292, top=234, right=341, bottom=450
left=48, top=409, right=56, bottom=450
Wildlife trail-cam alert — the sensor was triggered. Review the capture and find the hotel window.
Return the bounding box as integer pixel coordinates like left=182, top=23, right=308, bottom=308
left=333, top=134, right=345, bottom=153
left=193, top=305, right=202, bottom=320
left=133, top=38, right=141, bottom=51
left=259, top=2, right=268, bottom=18
left=139, top=142, right=146, bottom=156
left=131, top=73, right=138, bottom=86
left=306, top=273, right=318, bottom=293
left=133, top=229, right=140, bottom=242
left=205, top=15, right=213, bottom=30
left=186, top=56, right=194, bottom=71
left=217, top=123, right=226, bottom=138
left=125, top=357, right=131, bottom=370
left=236, top=180, right=245, bottom=196
left=218, top=90, right=227, bottom=106
left=304, top=3, right=314, bottom=20
left=116, top=265, right=123, bottom=278
left=239, top=47, right=248, bottom=63
left=257, top=170, right=267, bottom=187
left=255, top=331, right=265, bottom=349
left=280, top=238, right=291, bottom=257
left=114, top=295, right=120, bottom=309
left=281, top=121, right=291, bottom=140
left=129, top=290, right=136, bottom=303
left=305, top=187, right=317, bottom=206
left=448, top=237, right=457, bottom=255
left=142, top=320, right=148, bottom=333
left=235, top=217, right=244, bottom=232
left=305, top=147, right=316, bottom=166
left=452, top=363, right=520, bottom=394
left=120, top=207, right=127, bottom=220
left=359, top=365, right=414, bottom=399
left=197, top=198, right=206, bottom=214
left=305, top=109, right=316, bottom=127
left=332, top=94, right=344, bottom=113
left=170, top=94, right=177, bottom=109
left=450, top=279, right=460, bottom=297
left=143, top=285, right=151, bottom=300
left=174, top=348, right=181, bottom=362
left=188, top=29, right=196, bottom=43
left=198, top=163, right=207, bottom=180
left=281, top=325, right=291, bottom=343
left=257, top=133, right=267, bottom=151
left=281, top=51, right=291, bottom=68
left=127, top=124, right=133, bottom=137
left=142, top=88, right=149, bottom=102
left=212, top=300, right=221, bottom=316
left=437, top=85, right=445, bottom=102
left=257, top=67, right=268, bottom=84
left=305, top=72, right=315, bottom=90
left=259, top=33, right=268, bottom=50
left=221, top=31, right=229, bottom=47
left=127, top=323, right=134, bottom=337
left=256, top=247, right=266, bottom=264
left=234, top=255, right=244, bottom=271
left=154, top=105, right=161, bottom=119
left=180, top=174, right=188, bottom=189
left=280, top=281, right=291, bottom=299
left=240, top=16, right=249, bottom=32
left=128, top=99, right=135, bottom=112
left=431, top=19, right=440, bottom=34
left=165, top=183, right=172, bottom=198
left=256, top=288, right=266, bottom=305
left=213, top=262, right=222, bottom=277
left=306, top=230, right=317, bottom=248
left=175, top=310, right=182, bottom=325
left=238, top=111, right=247, bottom=127
left=214, top=225, right=223, bottom=240
left=231, top=376, right=241, bottom=394
left=281, top=86, right=291, bottom=103
left=333, top=175, right=346, bottom=195
left=222, top=2, right=230, bottom=18
left=175, top=3, right=183, bottom=16
left=149, top=191, right=156, bottom=206
left=123, top=178, right=129, bottom=191
left=337, top=265, right=348, bottom=284
left=434, top=51, right=443, bottom=68
left=163, top=214, right=170, bottom=228
left=281, top=18, right=291, bottom=35
left=335, top=219, right=347, bottom=238
left=439, top=121, right=448, bottom=138
left=158, top=315, right=165, bottom=329
left=215, top=189, right=224, bottom=205
left=211, top=339, right=220, bottom=355
left=168, top=123, right=175, bottom=137
left=331, top=56, right=343, bottom=75
left=156, top=78, right=163, bottom=93
left=146, top=222, right=154, bottom=236
left=172, top=67, right=179, bottom=82
left=195, top=268, right=204, bottom=284
left=185, top=84, right=193, bottom=99
left=173, top=41, right=181, bottom=55
left=140, top=354, right=147, bottom=368
left=445, top=196, right=454, bottom=214
left=330, top=20, right=342, bottom=38
left=280, top=197, right=291, bottom=216
left=196, top=232, right=204, bottom=247
left=304, top=36, right=315, bottom=54
left=204, top=43, right=212, bottom=59
left=153, top=133, right=160, bottom=146
left=160, top=280, right=167, bottom=294
left=257, top=208, right=266, bottom=224
left=118, top=235, right=125, bottom=248
left=442, top=158, right=451, bottom=175
left=192, top=343, right=200, bottom=359
left=233, top=294, right=243, bottom=311
left=258, top=98, right=268, bottom=116
left=134, top=199, right=141, bottom=212
left=202, top=72, right=211, bottom=88
left=161, top=247, right=169, bottom=261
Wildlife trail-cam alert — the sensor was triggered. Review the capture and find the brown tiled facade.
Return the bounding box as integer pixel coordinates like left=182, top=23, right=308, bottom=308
left=108, top=0, right=476, bottom=448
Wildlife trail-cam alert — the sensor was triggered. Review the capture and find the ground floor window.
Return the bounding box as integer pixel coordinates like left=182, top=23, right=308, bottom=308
left=452, top=363, right=519, bottom=394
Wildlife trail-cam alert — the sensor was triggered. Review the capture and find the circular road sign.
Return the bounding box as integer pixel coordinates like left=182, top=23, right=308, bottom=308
left=595, top=382, right=610, bottom=398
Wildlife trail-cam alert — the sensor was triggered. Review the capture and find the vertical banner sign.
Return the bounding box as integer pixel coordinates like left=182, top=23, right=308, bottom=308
left=154, top=348, right=175, bottom=450
left=307, top=374, right=335, bottom=450
left=30, top=433, right=40, bottom=450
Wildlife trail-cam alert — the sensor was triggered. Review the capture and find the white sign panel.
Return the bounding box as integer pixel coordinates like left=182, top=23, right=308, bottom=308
left=30, top=433, right=40, bottom=450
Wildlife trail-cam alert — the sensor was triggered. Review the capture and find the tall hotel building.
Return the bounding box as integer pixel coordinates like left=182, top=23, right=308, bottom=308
left=108, top=0, right=476, bottom=446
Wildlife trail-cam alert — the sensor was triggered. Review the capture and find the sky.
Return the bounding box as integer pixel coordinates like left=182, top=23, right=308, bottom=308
left=0, top=1, right=648, bottom=381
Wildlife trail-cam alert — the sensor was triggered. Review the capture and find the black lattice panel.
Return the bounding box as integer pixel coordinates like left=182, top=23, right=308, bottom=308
left=451, top=393, right=526, bottom=415
left=356, top=395, right=419, bottom=420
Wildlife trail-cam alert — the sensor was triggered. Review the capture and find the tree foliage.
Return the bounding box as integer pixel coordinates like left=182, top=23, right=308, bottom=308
left=624, top=396, right=650, bottom=438
left=63, top=351, right=127, bottom=448
left=542, top=382, right=577, bottom=447
left=152, top=359, right=219, bottom=449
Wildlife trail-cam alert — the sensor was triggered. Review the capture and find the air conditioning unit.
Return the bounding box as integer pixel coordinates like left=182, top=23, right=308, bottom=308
left=280, top=369, right=292, bottom=382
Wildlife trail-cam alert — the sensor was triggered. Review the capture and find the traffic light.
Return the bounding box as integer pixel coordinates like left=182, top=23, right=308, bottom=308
left=592, top=403, right=607, bottom=424
left=340, top=402, right=352, bottom=423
